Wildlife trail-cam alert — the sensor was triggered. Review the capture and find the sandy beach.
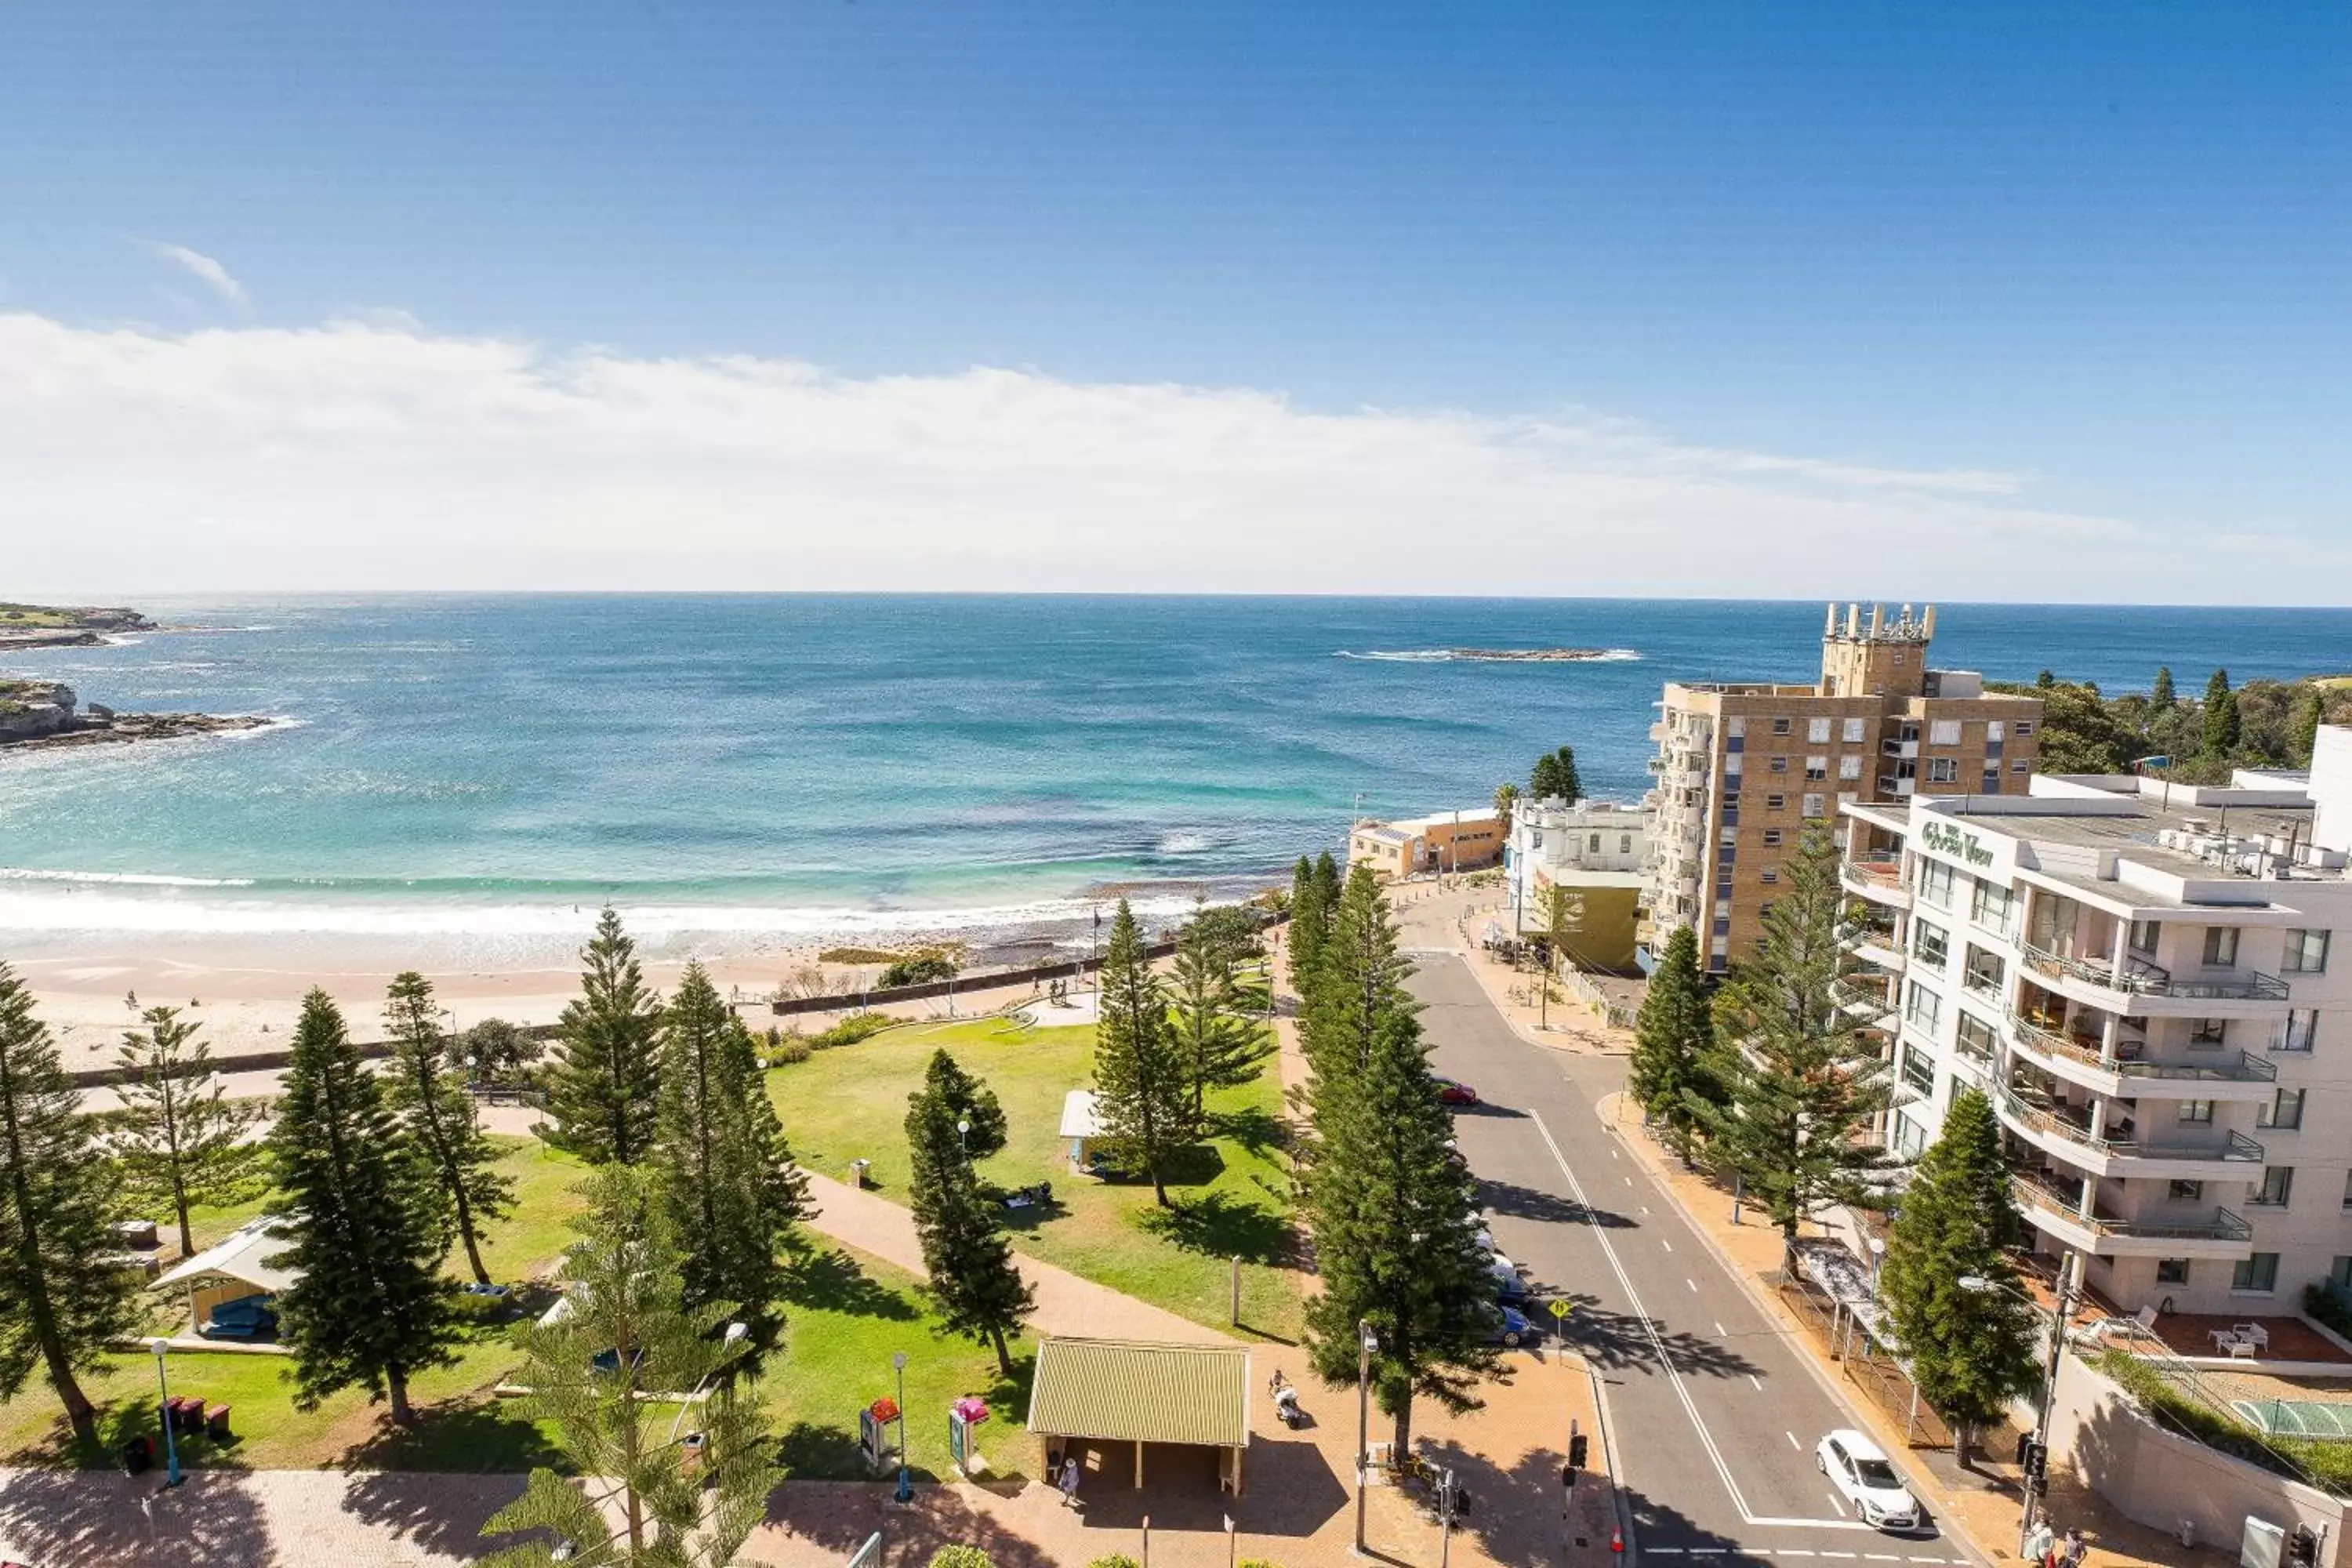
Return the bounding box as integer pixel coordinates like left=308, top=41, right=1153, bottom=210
left=9, top=921, right=1128, bottom=1076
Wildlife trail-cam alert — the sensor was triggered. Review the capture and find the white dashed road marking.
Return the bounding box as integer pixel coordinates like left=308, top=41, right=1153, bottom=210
left=1717, top=1321, right=1728, bottom=1337
left=1786, top=1432, right=1802, bottom=1450
left=1687, top=1278, right=1699, bottom=1292
left=1661, top=1238, right=1673, bottom=1252
left=1748, top=1374, right=1763, bottom=1391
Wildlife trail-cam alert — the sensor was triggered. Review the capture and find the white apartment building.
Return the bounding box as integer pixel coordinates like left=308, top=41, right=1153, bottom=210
left=1506, top=797, right=1647, bottom=907
left=1839, top=726, right=2352, bottom=1317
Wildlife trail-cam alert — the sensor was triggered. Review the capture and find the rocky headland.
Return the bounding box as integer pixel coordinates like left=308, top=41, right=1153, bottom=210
left=0, top=601, right=154, bottom=650
left=0, top=678, right=271, bottom=752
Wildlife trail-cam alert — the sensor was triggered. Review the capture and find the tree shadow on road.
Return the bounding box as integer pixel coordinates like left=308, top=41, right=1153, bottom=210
left=0, top=1465, right=286, bottom=1567
left=1556, top=1290, right=1762, bottom=1380
left=1478, top=1177, right=1636, bottom=1228
left=1624, top=1483, right=1779, bottom=1566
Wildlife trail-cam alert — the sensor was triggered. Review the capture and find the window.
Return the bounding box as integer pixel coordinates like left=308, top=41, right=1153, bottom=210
left=1766, top=793, right=1786, bottom=811
left=1758, top=901, right=1774, bottom=919
left=1806, top=756, right=1828, bottom=781
left=1760, top=867, right=1779, bottom=884
left=2252, top=1167, right=2296, bottom=1207
left=1802, top=793, right=1826, bottom=818
left=1769, top=755, right=1789, bottom=774
left=2130, top=919, right=2162, bottom=955
left=1892, top=1110, right=1928, bottom=1160
left=2232, top=1253, right=2281, bottom=1294
left=2276, top=1010, right=2318, bottom=1052
left=1955, top=1011, right=1998, bottom=1065
left=2011, top=757, right=2031, bottom=774
left=1843, top=717, right=1866, bottom=743
left=1808, top=717, right=1832, bottom=743
left=1981, top=770, right=2002, bottom=793
left=1929, top=719, right=1962, bottom=746
left=2157, top=1259, right=2192, bottom=1286
left=1926, top=757, right=1959, bottom=784
left=2016, top=721, right=2035, bottom=737
left=2343, top=1171, right=2352, bottom=1210
left=1900, top=1044, right=1935, bottom=1095
left=1987, top=720, right=2005, bottom=742
left=2332, top=1257, right=2352, bottom=1292
left=1917, top=859, right=1957, bottom=908
left=2177, top=1099, right=2215, bottom=1125
left=1727, top=717, right=1744, bottom=739
left=1904, top=982, right=1943, bottom=1031
left=2259, top=1087, right=2306, bottom=1131
left=1962, top=944, right=2005, bottom=997
left=1590, top=833, right=1603, bottom=854
left=1762, top=828, right=1783, bottom=847
left=1621, top=834, right=1633, bottom=854
left=2285, top=929, right=2332, bottom=974
left=1971, top=879, right=2015, bottom=935
left=2188, top=1018, right=2227, bottom=1049
left=2168, top=1179, right=2205, bottom=1201
left=1772, top=717, right=1792, bottom=736
left=1913, top=920, right=1950, bottom=968
left=2203, top=927, right=2241, bottom=967
left=1840, top=755, right=1863, bottom=780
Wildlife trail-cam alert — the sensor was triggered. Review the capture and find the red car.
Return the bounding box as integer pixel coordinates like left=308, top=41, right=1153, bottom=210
left=1435, top=1077, right=1479, bottom=1105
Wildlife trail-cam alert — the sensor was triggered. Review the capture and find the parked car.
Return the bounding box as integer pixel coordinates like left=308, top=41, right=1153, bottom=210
left=1486, top=1304, right=1541, bottom=1347
left=1434, top=1077, right=1479, bottom=1105
left=1489, top=1255, right=1526, bottom=1302
left=1816, top=1428, right=1922, bottom=1530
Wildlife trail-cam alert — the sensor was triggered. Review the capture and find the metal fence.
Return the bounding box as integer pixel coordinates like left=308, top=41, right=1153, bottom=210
left=1777, top=1273, right=1955, bottom=1450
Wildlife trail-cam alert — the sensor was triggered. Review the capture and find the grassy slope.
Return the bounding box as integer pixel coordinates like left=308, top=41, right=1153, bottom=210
left=768, top=1014, right=1305, bottom=1341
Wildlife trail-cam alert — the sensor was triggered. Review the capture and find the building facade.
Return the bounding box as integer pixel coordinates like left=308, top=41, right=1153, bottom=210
left=1645, top=603, right=2045, bottom=973
left=1347, top=807, right=1505, bottom=881
left=1838, top=731, right=2352, bottom=1316
left=1504, top=798, right=1650, bottom=971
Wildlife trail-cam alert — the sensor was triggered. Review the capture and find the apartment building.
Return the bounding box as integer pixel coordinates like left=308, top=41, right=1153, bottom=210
left=1504, top=797, right=1649, bottom=970
left=1838, top=727, right=2352, bottom=1316
left=1645, top=603, right=2044, bottom=972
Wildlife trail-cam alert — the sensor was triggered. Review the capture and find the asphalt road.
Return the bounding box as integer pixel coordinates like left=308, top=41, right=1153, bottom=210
left=1406, top=949, right=1980, bottom=1568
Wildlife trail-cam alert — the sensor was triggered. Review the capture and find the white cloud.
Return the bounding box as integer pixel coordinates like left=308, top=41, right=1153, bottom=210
left=140, top=242, right=249, bottom=308
left=0, top=311, right=2316, bottom=601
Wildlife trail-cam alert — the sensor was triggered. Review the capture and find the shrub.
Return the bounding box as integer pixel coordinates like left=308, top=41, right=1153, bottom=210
left=2306, top=1283, right=2352, bottom=1341
left=1240, top=1559, right=1286, bottom=1568
left=808, top=1012, right=896, bottom=1051
left=769, top=1036, right=813, bottom=1066
left=927, top=1548, right=996, bottom=1568
left=1090, top=1557, right=1142, bottom=1568
left=2095, top=1349, right=2352, bottom=1495
left=880, top=954, right=959, bottom=989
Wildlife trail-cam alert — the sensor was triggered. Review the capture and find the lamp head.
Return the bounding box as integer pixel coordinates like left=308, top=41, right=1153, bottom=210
left=1957, top=1274, right=1991, bottom=1291
left=723, top=1321, right=749, bottom=1344
left=892, top=1351, right=909, bottom=1371
left=150, top=1336, right=170, bottom=1358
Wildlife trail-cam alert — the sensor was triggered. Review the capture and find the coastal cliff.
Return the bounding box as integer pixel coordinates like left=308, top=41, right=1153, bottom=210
left=0, top=602, right=154, bottom=650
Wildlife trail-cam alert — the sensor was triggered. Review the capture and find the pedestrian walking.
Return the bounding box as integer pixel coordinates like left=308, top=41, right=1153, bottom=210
left=1059, top=1455, right=1081, bottom=1509
left=2026, top=1519, right=2055, bottom=1568
left=2062, top=1527, right=2087, bottom=1568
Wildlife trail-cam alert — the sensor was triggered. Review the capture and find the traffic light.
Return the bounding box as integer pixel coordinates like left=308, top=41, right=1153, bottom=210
left=2023, top=1439, right=2048, bottom=1481
left=2288, top=1527, right=2318, bottom=1568
left=1570, top=1432, right=1591, bottom=1470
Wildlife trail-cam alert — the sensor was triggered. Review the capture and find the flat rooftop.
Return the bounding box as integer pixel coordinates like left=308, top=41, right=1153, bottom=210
left=1936, top=793, right=2339, bottom=888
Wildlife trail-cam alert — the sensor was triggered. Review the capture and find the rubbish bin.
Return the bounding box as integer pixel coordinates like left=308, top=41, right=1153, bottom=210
left=850, top=1159, right=871, bottom=1190
left=120, top=1435, right=153, bottom=1475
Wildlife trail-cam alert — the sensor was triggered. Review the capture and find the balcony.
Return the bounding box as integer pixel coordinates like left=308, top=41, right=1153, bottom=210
left=1840, top=853, right=1910, bottom=908
left=2010, top=1171, right=2254, bottom=1260
left=2003, top=1011, right=2278, bottom=1100
left=1994, top=1085, right=2265, bottom=1179
left=2019, top=942, right=2292, bottom=1012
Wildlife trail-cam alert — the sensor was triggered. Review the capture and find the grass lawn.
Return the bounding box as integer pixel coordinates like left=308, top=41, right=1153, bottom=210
left=767, top=1242, right=1036, bottom=1483
left=768, top=1014, right=1305, bottom=1341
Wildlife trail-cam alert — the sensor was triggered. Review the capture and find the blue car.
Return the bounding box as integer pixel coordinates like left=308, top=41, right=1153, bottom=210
left=1486, top=1305, right=1541, bottom=1347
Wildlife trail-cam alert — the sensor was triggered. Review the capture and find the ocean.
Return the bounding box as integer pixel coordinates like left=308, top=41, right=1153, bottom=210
left=4, top=594, right=2349, bottom=961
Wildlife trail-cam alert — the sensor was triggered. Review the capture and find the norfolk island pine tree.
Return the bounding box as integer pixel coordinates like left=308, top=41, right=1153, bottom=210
left=1169, top=906, right=1271, bottom=1120
left=1091, top=899, right=1195, bottom=1206
left=546, top=906, right=664, bottom=1166
left=0, top=963, right=143, bottom=1446
left=1298, top=868, right=1500, bottom=1454
left=383, top=971, right=514, bottom=1285
left=1628, top=924, right=1722, bottom=1162
left=113, top=1001, right=263, bottom=1258
left=1878, top=1087, right=2040, bottom=1465
left=920, top=1047, right=1008, bottom=1160
left=267, top=989, right=459, bottom=1423
left=1689, top=822, right=1893, bottom=1245
left=905, top=1082, right=1034, bottom=1374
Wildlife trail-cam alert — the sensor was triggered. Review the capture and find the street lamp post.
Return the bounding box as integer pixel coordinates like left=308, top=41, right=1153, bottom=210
left=1960, top=1254, right=2077, bottom=1554
left=957, top=1120, right=971, bottom=1158
left=1353, top=1322, right=1377, bottom=1556
left=150, top=1337, right=183, bottom=1490
left=892, top=1351, right=913, bottom=1504
left=1867, top=1236, right=1886, bottom=1298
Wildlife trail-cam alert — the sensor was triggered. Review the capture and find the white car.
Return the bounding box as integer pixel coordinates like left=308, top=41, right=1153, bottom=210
left=1815, top=1428, right=1922, bottom=1530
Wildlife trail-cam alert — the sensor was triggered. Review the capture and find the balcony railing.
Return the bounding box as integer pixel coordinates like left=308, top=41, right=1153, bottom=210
left=1995, top=1086, right=2266, bottom=1164
left=2020, top=942, right=2290, bottom=1000
left=2005, top=1011, right=2278, bottom=1082
left=2010, top=1172, right=2253, bottom=1243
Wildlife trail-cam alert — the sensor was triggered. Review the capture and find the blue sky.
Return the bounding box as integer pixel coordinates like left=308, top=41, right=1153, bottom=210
left=0, top=3, right=2344, bottom=597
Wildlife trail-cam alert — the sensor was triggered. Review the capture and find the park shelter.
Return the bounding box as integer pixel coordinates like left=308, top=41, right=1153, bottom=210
left=1058, top=1089, right=1105, bottom=1168
left=1026, top=1337, right=1251, bottom=1495
left=154, top=1219, right=298, bottom=1332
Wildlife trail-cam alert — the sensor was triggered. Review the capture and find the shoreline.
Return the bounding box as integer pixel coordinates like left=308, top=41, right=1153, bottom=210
left=6, top=879, right=1276, bottom=1074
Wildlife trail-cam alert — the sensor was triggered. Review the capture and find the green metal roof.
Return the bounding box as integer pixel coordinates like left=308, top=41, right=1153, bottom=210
left=1026, top=1338, right=1251, bottom=1448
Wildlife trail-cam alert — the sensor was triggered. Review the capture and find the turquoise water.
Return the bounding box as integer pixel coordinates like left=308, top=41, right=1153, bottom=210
left=3, top=594, right=2347, bottom=950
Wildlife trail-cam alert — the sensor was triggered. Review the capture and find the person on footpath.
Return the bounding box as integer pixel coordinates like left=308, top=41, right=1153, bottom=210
left=2026, top=1519, right=2056, bottom=1568
left=1060, top=1455, right=1082, bottom=1509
